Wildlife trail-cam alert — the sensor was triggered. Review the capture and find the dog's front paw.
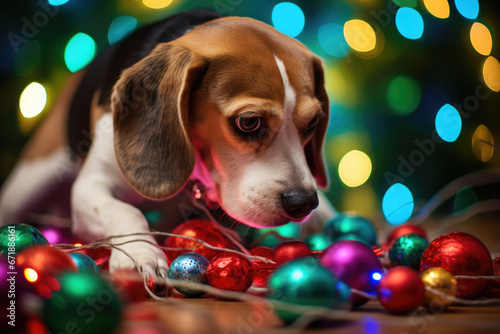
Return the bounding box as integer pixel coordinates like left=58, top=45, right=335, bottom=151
left=109, top=239, right=169, bottom=294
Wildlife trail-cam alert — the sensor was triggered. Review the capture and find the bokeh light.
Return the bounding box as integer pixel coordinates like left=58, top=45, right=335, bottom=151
left=435, top=104, right=462, bottom=142
left=470, top=22, right=492, bottom=56
left=387, top=75, right=421, bottom=115
left=48, top=0, right=70, bottom=5
left=318, top=23, right=349, bottom=58
left=64, top=33, right=96, bottom=73
left=454, top=0, right=479, bottom=20
left=14, top=41, right=41, bottom=77
left=423, top=0, right=450, bottom=19
left=342, top=186, right=378, bottom=216
left=382, top=183, right=414, bottom=225
left=324, top=65, right=357, bottom=108
left=108, top=16, right=138, bottom=45
left=272, top=2, right=305, bottom=38
left=393, top=0, right=417, bottom=7
left=19, top=82, right=47, bottom=119
left=40, top=228, right=62, bottom=244
left=24, top=268, right=38, bottom=283
left=395, top=7, right=424, bottom=40
left=142, top=0, right=173, bottom=9
left=343, top=20, right=376, bottom=53
left=471, top=124, right=494, bottom=162
left=453, top=186, right=478, bottom=213
left=338, top=150, right=372, bottom=187
left=482, top=56, right=500, bottom=92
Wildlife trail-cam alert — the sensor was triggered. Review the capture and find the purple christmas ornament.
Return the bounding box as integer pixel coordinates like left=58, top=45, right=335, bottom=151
left=319, top=240, right=383, bottom=308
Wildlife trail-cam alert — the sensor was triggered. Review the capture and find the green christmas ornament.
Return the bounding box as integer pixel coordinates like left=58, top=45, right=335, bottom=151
left=0, top=224, right=49, bottom=257
left=303, top=233, right=332, bottom=251
left=42, top=273, right=122, bottom=334
left=267, top=258, right=345, bottom=323
left=324, top=213, right=377, bottom=246
left=389, top=233, right=429, bottom=270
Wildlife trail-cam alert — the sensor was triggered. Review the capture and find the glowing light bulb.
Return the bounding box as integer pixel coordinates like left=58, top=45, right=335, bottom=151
left=19, top=82, right=47, bottom=118
left=24, top=268, right=38, bottom=283
left=272, top=2, right=305, bottom=38
left=382, top=183, right=414, bottom=225
left=343, top=19, right=376, bottom=53
left=142, top=0, right=173, bottom=9
left=64, top=33, right=96, bottom=73
left=338, top=150, right=372, bottom=187
left=395, top=8, right=424, bottom=40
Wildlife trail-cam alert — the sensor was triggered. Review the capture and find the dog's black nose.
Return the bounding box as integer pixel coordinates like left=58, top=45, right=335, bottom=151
left=281, top=189, right=319, bottom=219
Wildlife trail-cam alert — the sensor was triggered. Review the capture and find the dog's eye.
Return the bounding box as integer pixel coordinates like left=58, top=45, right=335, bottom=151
left=235, top=115, right=261, bottom=133
left=305, top=116, right=320, bottom=132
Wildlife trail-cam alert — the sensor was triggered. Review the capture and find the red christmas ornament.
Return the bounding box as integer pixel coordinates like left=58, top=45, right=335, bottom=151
left=377, top=266, right=425, bottom=314
left=164, top=219, right=233, bottom=264
left=109, top=269, right=149, bottom=303
left=420, top=232, right=493, bottom=299
left=486, top=257, right=500, bottom=297
left=250, top=246, right=276, bottom=287
left=207, top=252, right=254, bottom=292
left=72, top=238, right=111, bottom=270
left=274, top=240, right=311, bottom=265
left=387, top=224, right=427, bottom=245
left=16, top=245, right=77, bottom=298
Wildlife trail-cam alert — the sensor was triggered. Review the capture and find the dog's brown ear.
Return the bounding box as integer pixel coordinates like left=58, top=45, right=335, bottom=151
left=111, top=44, right=207, bottom=199
left=305, top=57, right=330, bottom=190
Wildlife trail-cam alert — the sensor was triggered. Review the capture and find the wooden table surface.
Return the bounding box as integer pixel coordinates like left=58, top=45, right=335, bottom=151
left=115, top=214, right=500, bottom=334
left=121, top=298, right=500, bottom=334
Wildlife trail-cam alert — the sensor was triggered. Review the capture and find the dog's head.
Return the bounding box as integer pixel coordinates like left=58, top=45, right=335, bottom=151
left=111, top=17, right=329, bottom=227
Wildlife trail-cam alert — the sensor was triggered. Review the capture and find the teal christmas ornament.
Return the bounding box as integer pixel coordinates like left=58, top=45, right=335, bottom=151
left=303, top=233, right=332, bottom=251
left=168, top=252, right=209, bottom=297
left=0, top=224, right=49, bottom=256
left=42, top=273, right=122, bottom=334
left=389, top=233, right=429, bottom=270
left=267, top=258, right=343, bottom=323
left=254, top=222, right=301, bottom=248
left=69, top=252, right=99, bottom=276
left=324, top=213, right=377, bottom=246
left=334, top=233, right=371, bottom=246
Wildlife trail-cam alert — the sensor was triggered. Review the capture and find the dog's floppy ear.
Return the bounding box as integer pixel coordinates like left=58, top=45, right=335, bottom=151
left=305, top=57, right=330, bottom=190
left=111, top=43, right=207, bottom=199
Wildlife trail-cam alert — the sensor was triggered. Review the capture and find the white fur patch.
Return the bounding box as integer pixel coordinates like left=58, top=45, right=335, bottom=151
left=274, top=55, right=296, bottom=119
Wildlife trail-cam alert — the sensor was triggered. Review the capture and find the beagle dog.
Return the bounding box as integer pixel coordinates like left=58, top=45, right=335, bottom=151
left=0, top=9, right=335, bottom=277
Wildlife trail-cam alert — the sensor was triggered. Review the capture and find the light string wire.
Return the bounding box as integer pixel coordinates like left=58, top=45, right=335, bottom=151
left=184, top=187, right=252, bottom=256
left=411, top=167, right=500, bottom=224
left=58, top=231, right=276, bottom=264
left=92, top=241, right=354, bottom=332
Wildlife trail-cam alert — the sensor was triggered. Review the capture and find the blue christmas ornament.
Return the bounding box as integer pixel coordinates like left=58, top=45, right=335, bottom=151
left=69, top=252, right=98, bottom=276
left=168, top=252, right=209, bottom=297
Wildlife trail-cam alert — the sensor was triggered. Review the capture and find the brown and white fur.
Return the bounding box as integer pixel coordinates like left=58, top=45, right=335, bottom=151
left=0, top=13, right=336, bottom=279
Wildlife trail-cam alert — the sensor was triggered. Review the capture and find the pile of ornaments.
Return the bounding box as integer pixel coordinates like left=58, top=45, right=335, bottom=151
left=0, top=224, right=118, bottom=334
left=1, top=212, right=499, bottom=332
left=162, top=215, right=499, bottom=322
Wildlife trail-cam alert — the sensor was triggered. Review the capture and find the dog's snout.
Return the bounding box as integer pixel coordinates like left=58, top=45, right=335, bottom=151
left=281, top=189, right=319, bottom=219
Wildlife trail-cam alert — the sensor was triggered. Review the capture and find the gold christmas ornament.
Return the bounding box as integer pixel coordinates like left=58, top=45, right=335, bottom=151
left=420, top=267, right=457, bottom=312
